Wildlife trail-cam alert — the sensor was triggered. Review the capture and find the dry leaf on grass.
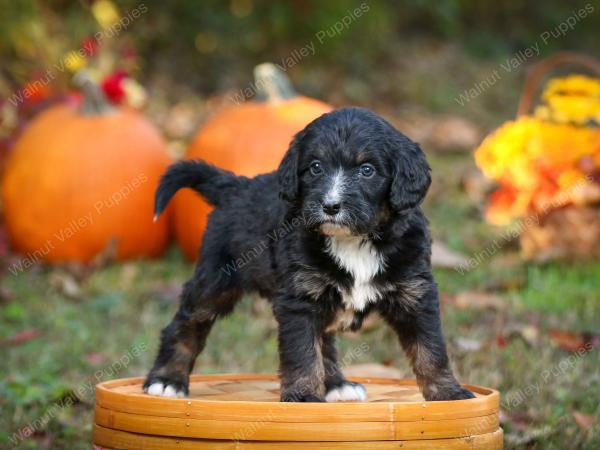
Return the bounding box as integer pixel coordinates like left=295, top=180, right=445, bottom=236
left=431, top=241, right=469, bottom=269
left=428, top=116, right=482, bottom=151
left=0, top=286, right=16, bottom=303
left=344, top=363, right=406, bottom=379
left=452, top=290, right=506, bottom=310
left=388, top=113, right=482, bottom=152
left=50, top=272, right=82, bottom=300
left=549, top=329, right=600, bottom=352
left=572, top=411, right=596, bottom=430
left=454, top=337, right=483, bottom=352
left=2, top=328, right=43, bottom=347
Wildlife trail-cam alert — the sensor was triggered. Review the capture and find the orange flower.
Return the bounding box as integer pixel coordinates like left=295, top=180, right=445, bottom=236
left=475, top=76, right=600, bottom=224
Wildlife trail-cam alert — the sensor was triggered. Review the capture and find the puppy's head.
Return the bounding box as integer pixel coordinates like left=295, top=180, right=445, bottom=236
left=278, top=107, right=431, bottom=236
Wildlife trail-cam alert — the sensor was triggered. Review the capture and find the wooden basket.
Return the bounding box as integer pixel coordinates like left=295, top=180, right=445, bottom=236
left=93, top=373, right=502, bottom=449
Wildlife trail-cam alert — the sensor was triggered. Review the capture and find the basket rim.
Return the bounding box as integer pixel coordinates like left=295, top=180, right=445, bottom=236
left=95, top=373, right=500, bottom=424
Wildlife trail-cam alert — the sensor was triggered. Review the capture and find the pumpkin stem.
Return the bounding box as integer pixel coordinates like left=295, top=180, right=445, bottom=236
left=73, top=70, right=115, bottom=116
left=253, top=63, right=297, bottom=102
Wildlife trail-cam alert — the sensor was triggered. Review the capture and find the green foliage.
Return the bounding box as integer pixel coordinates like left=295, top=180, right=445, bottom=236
left=2, top=0, right=599, bottom=91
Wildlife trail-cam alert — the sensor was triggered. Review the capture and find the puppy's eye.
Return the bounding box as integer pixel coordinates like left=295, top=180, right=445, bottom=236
left=359, top=164, right=375, bottom=178
left=309, top=160, right=323, bottom=175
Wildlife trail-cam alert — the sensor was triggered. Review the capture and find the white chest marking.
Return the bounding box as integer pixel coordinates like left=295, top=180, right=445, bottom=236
left=325, top=236, right=385, bottom=311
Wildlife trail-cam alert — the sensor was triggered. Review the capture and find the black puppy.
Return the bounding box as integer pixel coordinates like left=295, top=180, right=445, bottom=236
left=144, top=107, right=474, bottom=402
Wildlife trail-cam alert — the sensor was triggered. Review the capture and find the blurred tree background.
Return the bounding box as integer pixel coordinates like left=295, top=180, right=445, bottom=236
left=2, top=1, right=599, bottom=115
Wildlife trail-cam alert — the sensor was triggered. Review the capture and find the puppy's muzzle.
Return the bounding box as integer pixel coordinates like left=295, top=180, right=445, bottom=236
left=322, top=200, right=341, bottom=216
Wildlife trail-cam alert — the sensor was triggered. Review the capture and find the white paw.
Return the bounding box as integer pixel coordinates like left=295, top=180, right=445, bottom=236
left=325, top=383, right=367, bottom=402
left=144, top=382, right=186, bottom=398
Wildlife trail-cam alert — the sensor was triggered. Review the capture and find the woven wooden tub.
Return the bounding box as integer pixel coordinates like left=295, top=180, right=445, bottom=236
left=93, top=373, right=502, bottom=449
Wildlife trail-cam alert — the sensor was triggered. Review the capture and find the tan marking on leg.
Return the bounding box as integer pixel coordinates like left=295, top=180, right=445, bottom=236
left=398, top=278, right=429, bottom=312
left=281, top=336, right=326, bottom=400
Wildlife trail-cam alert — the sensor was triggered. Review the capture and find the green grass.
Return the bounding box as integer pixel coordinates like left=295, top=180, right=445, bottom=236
left=2, top=250, right=599, bottom=448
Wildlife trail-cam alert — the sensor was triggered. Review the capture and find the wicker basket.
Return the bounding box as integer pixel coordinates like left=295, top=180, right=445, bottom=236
left=93, top=373, right=502, bottom=449
left=517, top=52, right=600, bottom=261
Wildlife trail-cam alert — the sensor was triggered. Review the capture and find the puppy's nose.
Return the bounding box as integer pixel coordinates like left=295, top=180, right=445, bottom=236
left=322, top=201, right=341, bottom=216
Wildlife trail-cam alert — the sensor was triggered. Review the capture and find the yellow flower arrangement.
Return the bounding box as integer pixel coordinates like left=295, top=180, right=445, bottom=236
left=475, top=74, right=600, bottom=225
left=536, top=75, right=600, bottom=125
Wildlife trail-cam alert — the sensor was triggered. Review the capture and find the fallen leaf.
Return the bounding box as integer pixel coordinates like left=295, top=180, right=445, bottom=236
left=388, top=113, right=482, bottom=152
left=496, top=335, right=507, bottom=349
left=0, top=286, right=16, bottom=303
left=431, top=241, right=469, bottom=269
left=2, top=328, right=43, bottom=347
left=455, top=337, right=483, bottom=352
left=119, top=263, right=138, bottom=289
left=572, top=411, right=596, bottom=430
left=344, top=363, right=406, bottom=379
left=453, top=290, right=505, bottom=310
left=498, top=323, right=541, bottom=347
left=50, top=272, right=82, bottom=300
left=428, top=116, right=482, bottom=151
left=520, top=325, right=540, bottom=345
left=549, top=329, right=599, bottom=352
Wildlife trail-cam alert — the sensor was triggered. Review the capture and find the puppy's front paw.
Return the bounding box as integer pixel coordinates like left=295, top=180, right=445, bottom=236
left=143, top=376, right=188, bottom=398
left=325, top=382, right=367, bottom=402
left=424, top=384, right=475, bottom=401
left=280, top=390, right=324, bottom=402
left=448, top=387, right=476, bottom=400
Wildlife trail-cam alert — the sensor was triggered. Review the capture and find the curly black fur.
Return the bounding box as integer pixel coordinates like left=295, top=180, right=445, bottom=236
left=144, top=107, right=474, bottom=402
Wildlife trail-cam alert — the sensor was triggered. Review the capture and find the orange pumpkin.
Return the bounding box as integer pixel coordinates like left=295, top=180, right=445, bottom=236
left=174, top=63, right=332, bottom=260
left=1, top=72, right=171, bottom=263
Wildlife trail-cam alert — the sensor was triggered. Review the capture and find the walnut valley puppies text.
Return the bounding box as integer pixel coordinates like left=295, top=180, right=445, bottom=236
left=454, top=3, right=595, bottom=106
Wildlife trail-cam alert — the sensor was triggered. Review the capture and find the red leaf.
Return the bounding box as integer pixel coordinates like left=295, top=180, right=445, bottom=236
left=3, top=329, right=43, bottom=347
left=496, top=335, right=507, bottom=349
left=549, top=329, right=598, bottom=352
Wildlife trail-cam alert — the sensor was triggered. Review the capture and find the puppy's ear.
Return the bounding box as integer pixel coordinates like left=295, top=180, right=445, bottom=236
left=389, top=138, right=431, bottom=212
left=278, top=130, right=304, bottom=202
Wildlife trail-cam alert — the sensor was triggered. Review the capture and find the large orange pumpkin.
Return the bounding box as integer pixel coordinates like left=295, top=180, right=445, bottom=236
left=174, top=63, right=332, bottom=260
left=1, top=73, right=171, bottom=263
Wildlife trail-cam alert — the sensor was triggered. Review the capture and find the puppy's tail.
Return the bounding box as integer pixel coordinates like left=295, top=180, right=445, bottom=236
left=153, top=160, right=246, bottom=220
